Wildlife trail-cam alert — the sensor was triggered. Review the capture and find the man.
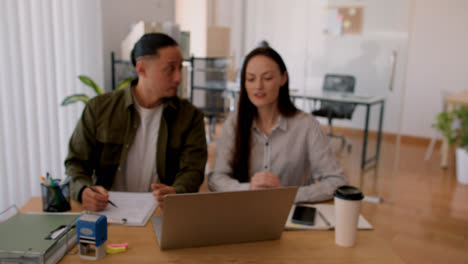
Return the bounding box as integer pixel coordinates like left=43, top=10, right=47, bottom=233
left=65, top=33, right=207, bottom=211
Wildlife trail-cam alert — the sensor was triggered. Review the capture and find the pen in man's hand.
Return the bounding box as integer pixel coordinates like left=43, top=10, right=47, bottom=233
left=87, top=185, right=118, bottom=208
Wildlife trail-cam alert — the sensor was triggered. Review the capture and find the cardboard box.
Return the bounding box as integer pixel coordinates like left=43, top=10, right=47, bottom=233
left=206, top=26, right=230, bottom=57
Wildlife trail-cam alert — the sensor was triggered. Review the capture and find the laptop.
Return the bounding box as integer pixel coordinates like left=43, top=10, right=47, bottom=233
left=151, top=187, right=298, bottom=250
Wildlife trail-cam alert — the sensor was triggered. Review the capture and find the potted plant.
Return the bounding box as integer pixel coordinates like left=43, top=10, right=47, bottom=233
left=434, top=106, right=468, bottom=184
left=61, top=75, right=132, bottom=105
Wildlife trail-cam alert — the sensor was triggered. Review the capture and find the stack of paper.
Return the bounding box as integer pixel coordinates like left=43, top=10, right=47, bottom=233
left=93, top=192, right=157, bottom=226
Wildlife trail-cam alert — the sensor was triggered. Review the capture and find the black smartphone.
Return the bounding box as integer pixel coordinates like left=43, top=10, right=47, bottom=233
left=291, top=205, right=317, bottom=226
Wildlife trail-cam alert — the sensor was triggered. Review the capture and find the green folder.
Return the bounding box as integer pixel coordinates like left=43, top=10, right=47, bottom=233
left=0, top=213, right=79, bottom=264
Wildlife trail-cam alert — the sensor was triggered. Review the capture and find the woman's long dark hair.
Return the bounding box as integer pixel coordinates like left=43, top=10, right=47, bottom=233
left=232, top=47, right=298, bottom=182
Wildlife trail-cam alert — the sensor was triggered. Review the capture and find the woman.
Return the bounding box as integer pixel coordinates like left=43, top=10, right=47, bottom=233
left=208, top=47, right=347, bottom=203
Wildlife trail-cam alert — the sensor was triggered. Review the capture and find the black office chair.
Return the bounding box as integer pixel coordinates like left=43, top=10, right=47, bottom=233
left=312, top=74, right=356, bottom=152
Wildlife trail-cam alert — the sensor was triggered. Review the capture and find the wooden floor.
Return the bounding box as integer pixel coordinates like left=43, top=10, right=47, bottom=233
left=202, top=122, right=468, bottom=264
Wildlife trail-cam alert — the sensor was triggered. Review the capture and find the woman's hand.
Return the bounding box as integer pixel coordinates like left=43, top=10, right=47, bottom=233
left=250, top=171, right=282, bottom=190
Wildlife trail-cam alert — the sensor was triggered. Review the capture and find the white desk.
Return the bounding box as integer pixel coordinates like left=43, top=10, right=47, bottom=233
left=291, top=91, right=385, bottom=170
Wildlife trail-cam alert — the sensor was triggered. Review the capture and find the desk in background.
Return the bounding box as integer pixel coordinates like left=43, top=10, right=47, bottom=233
left=190, top=81, right=239, bottom=103
left=441, top=91, right=468, bottom=168
left=19, top=197, right=403, bottom=264
left=291, top=92, right=385, bottom=170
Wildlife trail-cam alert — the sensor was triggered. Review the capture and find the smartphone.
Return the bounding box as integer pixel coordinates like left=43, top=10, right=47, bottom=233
left=291, top=205, right=316, bottom=226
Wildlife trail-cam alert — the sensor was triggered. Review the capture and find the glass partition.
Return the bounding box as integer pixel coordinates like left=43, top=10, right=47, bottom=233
left=239, top=0, right=412, bottom=202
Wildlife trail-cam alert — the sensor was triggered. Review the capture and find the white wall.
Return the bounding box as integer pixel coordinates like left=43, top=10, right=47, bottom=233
left=101, top=0, right=175, bottom=91
left=214, top=0, right=246, bottom=69
left=175, top=0, right=208, bottom=57
left=402, top=0, right=468, bottom=138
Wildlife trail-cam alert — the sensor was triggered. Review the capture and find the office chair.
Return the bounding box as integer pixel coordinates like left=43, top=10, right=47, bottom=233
left=312, top=74, right=357, bottom=152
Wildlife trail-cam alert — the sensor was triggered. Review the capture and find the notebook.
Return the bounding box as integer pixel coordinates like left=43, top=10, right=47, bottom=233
left=93, top=191, right=157, bottom=226
left=0, top=213, right=78, bottom=264
left=152, top=187, right=298, bottom=250
left=285, top=203, right=373, bottom=230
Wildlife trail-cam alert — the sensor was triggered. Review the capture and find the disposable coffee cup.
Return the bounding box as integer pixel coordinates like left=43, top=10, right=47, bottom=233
left=334, top=185, right=364, bottom=247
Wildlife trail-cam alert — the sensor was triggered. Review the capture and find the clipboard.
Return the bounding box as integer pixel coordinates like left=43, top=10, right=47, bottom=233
left=91, top=191, right=157, bottom=226
left=0, top=213, right=79, bottom=263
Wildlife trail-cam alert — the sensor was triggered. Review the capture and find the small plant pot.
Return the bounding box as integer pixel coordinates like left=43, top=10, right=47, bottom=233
left=456, top=147, right=468, bottom=185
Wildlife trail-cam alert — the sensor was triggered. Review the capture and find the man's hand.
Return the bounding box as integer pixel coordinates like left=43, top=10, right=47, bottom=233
left=151, top=183, right=176, bottom=210
left=250, top=171, right=282, bottom=190
left=81, top=185, right=109, bottom=212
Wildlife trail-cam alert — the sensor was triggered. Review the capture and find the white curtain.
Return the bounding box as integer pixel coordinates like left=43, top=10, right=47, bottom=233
left=0, top=0, right=104, bottom=213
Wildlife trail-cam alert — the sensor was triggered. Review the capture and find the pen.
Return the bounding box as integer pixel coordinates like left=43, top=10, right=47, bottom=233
left=87, top=185, right=118, bottom=208
left=317, top=210, right=331, bottom=227
left=42, top=174, right=68, bottom=210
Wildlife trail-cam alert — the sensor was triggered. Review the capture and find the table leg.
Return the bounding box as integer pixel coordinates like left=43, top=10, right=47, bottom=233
left=189, top=57, right=194, bottom=102
left=440, top=103, right=453, bottom=168
left=361, top=105, right=371, bottom=169
left=375, top=101, right=385, bottom=161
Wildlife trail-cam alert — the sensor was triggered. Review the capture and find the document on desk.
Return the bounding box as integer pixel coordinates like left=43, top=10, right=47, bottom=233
left=285, top=204, right=373, bottom=230
left=93, top=192, right=157, bottom=226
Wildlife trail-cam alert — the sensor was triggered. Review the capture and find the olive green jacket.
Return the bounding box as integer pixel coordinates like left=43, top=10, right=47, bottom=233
left=65, top=87, right=207, bottom=201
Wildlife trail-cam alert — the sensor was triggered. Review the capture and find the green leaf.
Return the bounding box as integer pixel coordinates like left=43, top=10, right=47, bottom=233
left=116, top=77, right=133, bottom=90
left=433, top=106, right=468, bottom=148
left=78, top=75, right=104, bottom=95
left=61, top=94, right=90, bottom=106
left=433, top=111, right=455, bottom=145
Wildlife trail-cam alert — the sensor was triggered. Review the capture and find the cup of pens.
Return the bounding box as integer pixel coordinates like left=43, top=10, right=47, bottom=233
left=41, top=174, right=71, bottom=212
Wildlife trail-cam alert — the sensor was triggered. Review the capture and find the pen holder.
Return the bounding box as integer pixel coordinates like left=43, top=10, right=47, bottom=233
left=41, top=179, right=71, bottom=212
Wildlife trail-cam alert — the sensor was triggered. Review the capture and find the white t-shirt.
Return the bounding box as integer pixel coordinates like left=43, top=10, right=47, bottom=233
left=114, top=98, right=163, bottom=192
